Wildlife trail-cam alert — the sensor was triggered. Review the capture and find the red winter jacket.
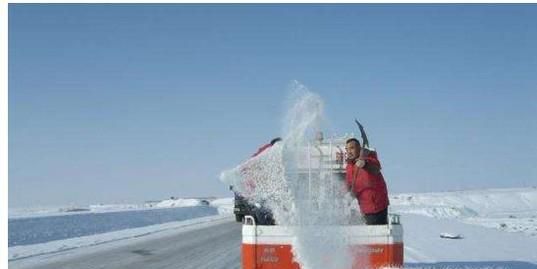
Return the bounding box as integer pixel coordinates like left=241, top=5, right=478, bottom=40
left=345, top=152, right=389, bottom=214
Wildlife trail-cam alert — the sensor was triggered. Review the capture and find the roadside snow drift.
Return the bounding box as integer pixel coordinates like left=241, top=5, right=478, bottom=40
left=391, top=187, right=537, bottom=236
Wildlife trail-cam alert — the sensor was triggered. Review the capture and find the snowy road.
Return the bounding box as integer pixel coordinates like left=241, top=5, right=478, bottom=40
left=9, top=188, right=537, bottom=269
left=10, top=214, right=537, bottom=269
left=10, top=218, right=242, bottom=269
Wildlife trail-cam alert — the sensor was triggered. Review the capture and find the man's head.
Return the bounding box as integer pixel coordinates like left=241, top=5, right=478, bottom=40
left=345, top=138, right=361, bottom=161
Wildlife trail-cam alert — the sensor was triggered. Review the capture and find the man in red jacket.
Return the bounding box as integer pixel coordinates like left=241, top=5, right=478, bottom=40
left=345, top=138, right=390, bottom=225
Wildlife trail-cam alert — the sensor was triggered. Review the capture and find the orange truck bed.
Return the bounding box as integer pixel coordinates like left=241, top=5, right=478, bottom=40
left=241, top=216, right=403, bottom=269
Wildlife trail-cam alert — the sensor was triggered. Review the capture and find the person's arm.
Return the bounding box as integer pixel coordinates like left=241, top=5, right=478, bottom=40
left=357, top=149, right=381, bottom=175
left=363, top=158, right=381, bottom=174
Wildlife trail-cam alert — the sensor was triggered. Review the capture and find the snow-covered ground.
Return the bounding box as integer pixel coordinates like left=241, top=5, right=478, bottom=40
left=391, top=187, right=537, bottom=236
left=210, top=197, right=234, bottom=215
left=403, top=214, right=537, bottom=266
left=154, top=198, right=203, bottom=208
left=394, top=187, right=537, bottom=267
left=9, top=198, right=219, bottom=219
left=8, top=188, right=537, bottom=267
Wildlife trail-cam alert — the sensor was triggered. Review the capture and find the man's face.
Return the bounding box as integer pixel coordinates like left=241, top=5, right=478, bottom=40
left=345, top=141, right=361, bottom=161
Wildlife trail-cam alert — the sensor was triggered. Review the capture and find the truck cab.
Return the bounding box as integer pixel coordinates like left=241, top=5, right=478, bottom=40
left=231, top=186, right=274, bottom=225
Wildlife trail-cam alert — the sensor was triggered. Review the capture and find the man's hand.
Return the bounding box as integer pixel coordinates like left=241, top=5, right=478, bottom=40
left=355, top=159, right=366, bottom=168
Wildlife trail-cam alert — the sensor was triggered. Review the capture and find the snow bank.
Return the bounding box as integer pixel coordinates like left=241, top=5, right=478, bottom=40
left=152, top=197, right=234, bottom=214
left=88, top=203, right=144, bottom=211
left=155, top=198, right=201, bottom=208
left=210, top=197, right=234, bottom=215
left=391, top=187, right=537, bottom=236
left=10, top=204, right=149, bottom=219
left=391, top=188, right=537, bottom=216
left=10, top=196, right=235, bottom=220
left=9, top=206, right=81, bottom=219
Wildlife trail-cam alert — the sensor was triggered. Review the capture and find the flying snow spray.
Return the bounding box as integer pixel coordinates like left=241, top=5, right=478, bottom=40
left=220, top=81, right=366, bottom=269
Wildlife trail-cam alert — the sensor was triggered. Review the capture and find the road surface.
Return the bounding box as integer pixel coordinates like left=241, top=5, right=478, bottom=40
left=10, top=215, right=537, bottom=269
left=10, top=218, right=242, bottom=269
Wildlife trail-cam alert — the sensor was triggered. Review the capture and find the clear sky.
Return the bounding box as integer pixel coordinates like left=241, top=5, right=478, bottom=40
left=9, top=4, right=537, bottom=207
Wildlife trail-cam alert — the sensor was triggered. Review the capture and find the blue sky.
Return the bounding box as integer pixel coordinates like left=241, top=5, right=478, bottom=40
left=9, top=4, right=537, bottom=207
